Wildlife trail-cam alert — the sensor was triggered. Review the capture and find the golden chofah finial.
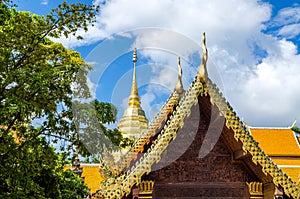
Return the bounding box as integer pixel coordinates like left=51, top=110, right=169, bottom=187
left=175, top=56, right=184, bottom=94
left=178, top=56, right=182, bottom=77
left=198, top=32, right=208, bottom=83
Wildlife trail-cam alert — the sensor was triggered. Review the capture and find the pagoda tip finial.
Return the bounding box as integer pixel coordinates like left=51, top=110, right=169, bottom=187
left=132, top=48, right=138, bottom=63
left=128, top=48, right=140, bottom=107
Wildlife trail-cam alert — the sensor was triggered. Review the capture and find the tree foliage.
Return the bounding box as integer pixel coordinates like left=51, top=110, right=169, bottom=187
left=0, top=1, right=128, bottom=198
left=0, top=131, right=89, bottom=199
left=0, top=1, right=96, bottom=156
left=72, top=100, right=133, bottom=159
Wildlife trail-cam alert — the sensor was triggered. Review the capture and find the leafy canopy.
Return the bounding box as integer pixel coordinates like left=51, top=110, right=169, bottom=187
left=0, top=1, right=129, bottom=198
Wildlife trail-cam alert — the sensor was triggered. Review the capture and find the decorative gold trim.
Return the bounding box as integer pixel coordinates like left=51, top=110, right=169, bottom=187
left=175, top=56, right=184, bottom=95
left=93, top=34, right=300, bottom=199
left=96, top=73, right=205, bottom=198
left=206, top=78, right=300, bottom=198
left=247, top=182, right=263, bottom=198
left=139, top=180, right=154, bottom=198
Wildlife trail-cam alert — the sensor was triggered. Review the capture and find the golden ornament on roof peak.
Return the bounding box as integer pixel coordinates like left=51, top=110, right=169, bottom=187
left=175, top=56, right=184, bottom=94
left=198, top=32, right=208, bottom=83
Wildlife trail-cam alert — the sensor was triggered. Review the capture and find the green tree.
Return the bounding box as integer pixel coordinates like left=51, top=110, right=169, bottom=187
left=0, top=1, right=128, bottom=198
left=72, top=100, right=133, bottom=160
left=0, top=132, right=89, bottom=198
left=59, top=169, right=89, bottom=199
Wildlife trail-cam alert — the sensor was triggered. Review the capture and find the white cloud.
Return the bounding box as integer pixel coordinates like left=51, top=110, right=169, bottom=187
left=60, top=0, right=271, bottom=50
left=271, top=6, right=300, bottom=26
left=267, top=6, right=300, bottom=39
left=61, top=0, right=300, bottom=127
left=278, top=23, right=300, bottom=39
left=41, top=0, right=48, bottom=5
left=121, top=96, right=128, bottom=110
left=230, top=38, right=300, bottom=126
left=140, top=92, right=157, bottom=121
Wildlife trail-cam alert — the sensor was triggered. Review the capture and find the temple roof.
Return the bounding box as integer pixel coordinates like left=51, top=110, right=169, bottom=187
left=250, top=127, right=300, bottom=182
left=65, top=164, right=103, bottom=194
left=92, top=33, right=300, bottom=199
left=250, top=128, right=300, bottom=156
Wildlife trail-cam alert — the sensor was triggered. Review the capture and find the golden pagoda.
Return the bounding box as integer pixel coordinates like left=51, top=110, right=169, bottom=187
left=118, top=48, right=148, bottom=139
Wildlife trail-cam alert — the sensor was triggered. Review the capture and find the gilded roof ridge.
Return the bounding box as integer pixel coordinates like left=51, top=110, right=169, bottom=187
left=206, top=78, right=300, bottom=198
left=93, top=35, right=300, bottom=199
left=104, top=56, right=187, bottom=175
left=99, top=90, right=181, bottom=177
left=115, top=91, right=180, bottom=172
left=96, top=75, right=205, bottom=198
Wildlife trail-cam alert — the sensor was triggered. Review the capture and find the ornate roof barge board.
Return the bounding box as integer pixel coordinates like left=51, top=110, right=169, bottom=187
left=101, top=51, right=185, bottom=176
left=93, top=33, right=300, bottom=199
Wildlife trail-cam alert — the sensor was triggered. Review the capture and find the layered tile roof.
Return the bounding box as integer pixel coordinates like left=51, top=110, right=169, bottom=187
left=250, top=128, right=300, bottom=183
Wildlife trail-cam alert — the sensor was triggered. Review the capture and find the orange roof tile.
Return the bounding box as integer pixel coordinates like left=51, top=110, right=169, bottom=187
left=65, top=164, right=104, bottom=194
left=271, top=158, right=300, bottom=165
left=250, top=128, right=300, bottom=183
left=250, top=128, right=300, bottom=156
left=270, top=158, right=300, bottom=182
left=278, top=167, right=300, bottom=183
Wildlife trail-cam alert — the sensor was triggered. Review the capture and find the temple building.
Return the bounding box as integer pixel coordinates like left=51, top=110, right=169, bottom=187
left=79, top=33, right=300, bottom=198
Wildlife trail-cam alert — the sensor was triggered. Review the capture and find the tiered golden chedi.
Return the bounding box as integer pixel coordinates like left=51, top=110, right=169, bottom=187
left=118, top=48, right=148, bottom=139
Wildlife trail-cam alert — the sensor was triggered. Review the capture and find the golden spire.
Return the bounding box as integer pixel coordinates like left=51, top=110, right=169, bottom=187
left=118, top=48, right=148, bottom=139
left=128, top=48, right=140, bottom=107
left=175, top=56, right=184, bottom=94
left=198, top=32, right=208, bottom=83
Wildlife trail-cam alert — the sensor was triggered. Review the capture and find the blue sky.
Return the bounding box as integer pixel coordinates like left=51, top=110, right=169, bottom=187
left=17, top=0, right=300, bottom=127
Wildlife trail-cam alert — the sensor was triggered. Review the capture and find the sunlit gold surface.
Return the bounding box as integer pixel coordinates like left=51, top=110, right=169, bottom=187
left=118, top=48, right=148, bottom=139
left=175, top=56, right=184, bottom=95
left=198, top=32, right=208, bottom=83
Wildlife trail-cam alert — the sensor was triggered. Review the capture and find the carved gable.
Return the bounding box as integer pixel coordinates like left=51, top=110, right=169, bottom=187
left=147, top=95, right=257, bottom=198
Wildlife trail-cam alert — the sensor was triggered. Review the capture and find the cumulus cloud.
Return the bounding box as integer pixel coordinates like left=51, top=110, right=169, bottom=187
left=271, top=6, right=300, bottom=26
left=234, top=39, right=300, bottom=126
left=267, top=5, right=300, bottom=40
left=62, top=0, right=300, bottom=127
